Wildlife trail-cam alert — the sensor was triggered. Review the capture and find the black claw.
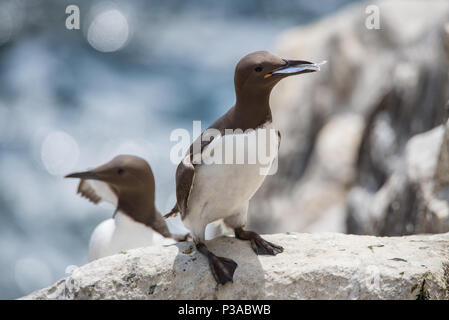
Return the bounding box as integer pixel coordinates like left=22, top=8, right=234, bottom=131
left=234, top=228, right=284, bottom=256
left=251, top=237, right=284, bottom=256
left=208, top=255, right=238, bottom=285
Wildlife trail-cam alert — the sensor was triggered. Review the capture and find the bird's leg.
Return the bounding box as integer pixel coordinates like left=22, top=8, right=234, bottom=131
left=195, top=242, right=237, bottom=285
left=234, top=227, right=283, bottom=255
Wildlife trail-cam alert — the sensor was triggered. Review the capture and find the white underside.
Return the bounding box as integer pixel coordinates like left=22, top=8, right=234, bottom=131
left=183, top=122, right=279, bottom=241
left=88, top=212, right=173, bottom=262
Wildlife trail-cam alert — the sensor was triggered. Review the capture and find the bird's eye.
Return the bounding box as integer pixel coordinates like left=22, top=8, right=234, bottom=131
left=117, top=168, right=124, bottom=175
left=254, top=66, right=263, bottom=72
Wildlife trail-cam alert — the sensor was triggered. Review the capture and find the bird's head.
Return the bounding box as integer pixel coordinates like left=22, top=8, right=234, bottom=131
left=234, top=50, right=325, bottom=95
left=65, top=155, right=155, bottom=193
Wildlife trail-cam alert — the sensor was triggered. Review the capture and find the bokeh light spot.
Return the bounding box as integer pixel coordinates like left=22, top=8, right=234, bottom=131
left=41, top=131, right=80, bottom=176
left=87, top=9, right=129, bottom=53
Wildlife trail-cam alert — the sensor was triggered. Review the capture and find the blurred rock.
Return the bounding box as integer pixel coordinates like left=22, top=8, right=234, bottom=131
left=253, top=114, right=363, bottom=233
left=348, top=121, right=449, bottom=235
left=22, top=232, right=449, bottom=300
left=249, top=0, right=449, bottom=235
left=443, top=23, right=449, bottom=61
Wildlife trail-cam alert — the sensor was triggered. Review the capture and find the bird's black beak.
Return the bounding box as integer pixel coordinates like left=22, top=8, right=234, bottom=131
left=264, top=59, right=326, bottom=78
left=65, top=171, right=101, bottom=180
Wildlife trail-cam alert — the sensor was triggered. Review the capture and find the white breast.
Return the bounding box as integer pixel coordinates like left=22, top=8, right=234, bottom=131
left=88, top=212, right=173, bottom=261
left=183, top=122, right=279, bottom=236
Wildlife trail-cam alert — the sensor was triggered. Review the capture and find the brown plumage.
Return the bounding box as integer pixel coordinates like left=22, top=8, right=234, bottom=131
left=165, top=51, right=322, bottom=284
left=66, top=154, right=187, bottom=240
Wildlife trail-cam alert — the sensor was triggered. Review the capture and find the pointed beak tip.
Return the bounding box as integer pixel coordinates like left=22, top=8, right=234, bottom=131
left=315, top=60, right=327, bottom=71
left=273, top=59, right=327, bottom=76
left=64, top=171, right=99, bottom=180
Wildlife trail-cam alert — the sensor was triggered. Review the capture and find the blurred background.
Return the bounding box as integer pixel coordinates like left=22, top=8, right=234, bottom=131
left=1, top=0, right=448, bottom=299
left=0, top=0, right=358, bottom=299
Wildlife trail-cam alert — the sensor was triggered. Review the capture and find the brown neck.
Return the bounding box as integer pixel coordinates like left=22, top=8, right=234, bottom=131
left=117, top=192, right=157, bottom=226
left=234, top=86, right=273, bottom=130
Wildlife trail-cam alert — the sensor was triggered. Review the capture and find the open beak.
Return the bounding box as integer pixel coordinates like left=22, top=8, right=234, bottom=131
left=65, top=171, right=101, bottom=180
left=264, top=59, right=327, bottom=78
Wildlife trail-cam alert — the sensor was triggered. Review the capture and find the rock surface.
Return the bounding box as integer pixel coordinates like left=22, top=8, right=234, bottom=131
left=22, top=232, right=449, bottom=300
left=348, top=120, right=449, bottom=235
left=249, top=0, right=449, bottom=235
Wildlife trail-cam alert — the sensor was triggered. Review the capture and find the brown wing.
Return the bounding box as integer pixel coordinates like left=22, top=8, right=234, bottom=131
left=277, top=129, right=281, bottom=150
left=77, top=180, right=118, bottom=206
left=166, top=131, right=218, bottom=220
left=175, top=154, right=195, bottom=219
left=148, top=210, right=172, bottom=238
left=171, top=104, right=266, bottom=219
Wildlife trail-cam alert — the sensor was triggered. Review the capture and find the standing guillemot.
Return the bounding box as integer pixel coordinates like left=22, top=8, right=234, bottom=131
left=165, top=51, right=324, bottom=284
left=65, top=154, right=188, bottom=261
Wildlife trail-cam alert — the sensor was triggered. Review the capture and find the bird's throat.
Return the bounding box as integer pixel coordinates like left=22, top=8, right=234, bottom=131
left=117, top=195, right=157, bottom=227
left=235, top=89, right=272, bottom=129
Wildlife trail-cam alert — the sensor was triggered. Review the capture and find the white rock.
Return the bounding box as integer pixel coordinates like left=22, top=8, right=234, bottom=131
left=349, top=121, right=449, bottom=235
left=250, top=0, right=449, bottom=234
left=22, top=232, right=449, bottom=300
left=406, top=125, right=444, bottom=183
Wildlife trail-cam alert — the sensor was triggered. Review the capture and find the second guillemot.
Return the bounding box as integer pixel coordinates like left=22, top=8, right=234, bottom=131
left=65, top=154, right=189, bottom=261
left=165, top=51, right=325, bottom=284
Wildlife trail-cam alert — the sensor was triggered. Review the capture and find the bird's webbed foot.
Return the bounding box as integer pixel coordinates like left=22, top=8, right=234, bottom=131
left=234, top=228, right=284, bottom=255
left=196, top=242, right=237, bottom=285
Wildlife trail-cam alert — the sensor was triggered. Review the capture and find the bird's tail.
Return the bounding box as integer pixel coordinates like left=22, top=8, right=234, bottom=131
left=164, top=203, right=180, bottom=219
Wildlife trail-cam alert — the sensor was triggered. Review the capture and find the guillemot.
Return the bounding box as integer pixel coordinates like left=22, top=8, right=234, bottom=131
left=165, top=51, right=324, bottom=284
left=65, top=154, right=188, bottom=261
